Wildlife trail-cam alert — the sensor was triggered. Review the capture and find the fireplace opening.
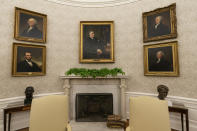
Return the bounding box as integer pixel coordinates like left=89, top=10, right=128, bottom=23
left=76, top=93, right=113, bottom=122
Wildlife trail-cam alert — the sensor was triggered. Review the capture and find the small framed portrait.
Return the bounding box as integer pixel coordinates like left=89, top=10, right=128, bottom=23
left=144, top=41, right=179, bottom=76
left=12, top=43, right=46, bottom=76
left=14, top=7, right=47, bottom=43
left=143, top=3, right=177, bottom=42
left=80, top=21, right=114, bottom=63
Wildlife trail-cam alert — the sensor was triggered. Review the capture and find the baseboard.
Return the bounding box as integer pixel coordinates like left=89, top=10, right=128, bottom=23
left=125, top=92, right=197, bottom=131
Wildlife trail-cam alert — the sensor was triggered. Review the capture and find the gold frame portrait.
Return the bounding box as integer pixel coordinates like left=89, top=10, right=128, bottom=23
left=143, top=3, right=177, bottom=42
left=12, top=43, right=46, bottom=76
left=14, top=7, right=47, bottom=43
left=144, top=41, right=179, bottom=76
left=80, top=21, right=114, bottom=63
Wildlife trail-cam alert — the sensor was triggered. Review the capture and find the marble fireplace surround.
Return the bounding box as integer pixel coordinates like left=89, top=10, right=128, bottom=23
left=60, top=76, right=128, bottom=120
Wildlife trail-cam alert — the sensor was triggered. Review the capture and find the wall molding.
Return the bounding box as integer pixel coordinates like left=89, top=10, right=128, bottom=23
left=0, top=92, right=64, bottom=108
left=46, top=0, right=142, bottom=8
left=125, top=92, right=197, bottom=131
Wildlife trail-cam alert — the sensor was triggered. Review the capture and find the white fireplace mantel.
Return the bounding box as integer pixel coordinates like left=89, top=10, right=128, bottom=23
left=60, top=75, right=128, bottom=119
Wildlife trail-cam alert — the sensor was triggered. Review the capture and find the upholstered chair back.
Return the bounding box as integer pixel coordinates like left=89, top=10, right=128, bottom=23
left=29, top=95, right=69, bottom=131
left=128, top=96, right=171, bottom=131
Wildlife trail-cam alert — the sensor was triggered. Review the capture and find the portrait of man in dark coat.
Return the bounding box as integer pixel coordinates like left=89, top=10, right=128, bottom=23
left=80, top=22, right=114, bottom=63
left=83, top=30, right=111, bottom=59
left=17, top=52, right=41, bottom=72
left=20, top=18, right=42, bottom=39
left=149, top=50, right=173, bottom=72
left=148, top=15, right=170, bottom=38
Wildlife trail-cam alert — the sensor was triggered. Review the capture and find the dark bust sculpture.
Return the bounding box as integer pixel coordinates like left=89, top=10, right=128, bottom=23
left=24, top=86, right=34, bottom=105
left=157, top=85, right=169, bottom=100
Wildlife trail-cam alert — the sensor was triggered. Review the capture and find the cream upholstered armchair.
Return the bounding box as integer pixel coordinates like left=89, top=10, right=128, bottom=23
left=29, top=95, right=71, bottom=131
left=126, top=96, right=171, bottom=131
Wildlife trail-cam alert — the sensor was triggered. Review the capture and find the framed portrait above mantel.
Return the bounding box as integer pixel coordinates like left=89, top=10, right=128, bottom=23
left=144, top=41, right=179, bottom=76
left=143, top=3, right=177, bottom=42
left=80, top=21, right=114, bottom=63
left=14, top=7, right=47, bottom=43
left=12, top=43, right=46, bottom=76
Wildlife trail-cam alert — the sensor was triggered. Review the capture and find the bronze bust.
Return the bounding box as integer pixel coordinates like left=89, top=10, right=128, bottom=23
left=24, top=86, right=34, bottom=105
left=157, top=85, right=169, bottom=100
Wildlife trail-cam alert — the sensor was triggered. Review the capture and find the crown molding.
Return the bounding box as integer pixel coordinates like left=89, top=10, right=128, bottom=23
left=46, top=0, right=142, bottom=8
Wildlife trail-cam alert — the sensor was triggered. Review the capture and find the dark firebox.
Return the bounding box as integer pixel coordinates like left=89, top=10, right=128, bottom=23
left=76, top=93, right=113, bottom=122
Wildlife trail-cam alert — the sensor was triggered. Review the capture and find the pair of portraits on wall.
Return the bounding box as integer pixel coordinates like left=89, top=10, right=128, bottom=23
left=143, top=3, right=179, bottom=77
left=13, top=7, right=47, bottom=76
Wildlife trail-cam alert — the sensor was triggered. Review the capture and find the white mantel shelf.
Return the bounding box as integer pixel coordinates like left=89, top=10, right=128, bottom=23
left=60, top=75, right=128, bottom=79
left=60, top=75, right=128, bottom=119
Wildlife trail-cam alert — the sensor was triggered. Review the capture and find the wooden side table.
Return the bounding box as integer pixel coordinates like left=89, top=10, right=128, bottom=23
left=3, top=105, right=31, bottom=131
left=168, top=106, right=189, bottom=131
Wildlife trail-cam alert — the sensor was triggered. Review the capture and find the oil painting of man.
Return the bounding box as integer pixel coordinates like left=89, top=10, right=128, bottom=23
left=83, top=30, right=111, bottom=59
left=17, top=51, right=41, bottom=72
left=20, top=18, right=43, bottom=39
left=144, top=42, right=179, bottom=76
left=15, top=7, right=47, bottom=43
left=12, top=43, right=46, bottom=76
left=148, top=15, right=170, bottom=38
left=143, top=4, right=177, bottom=42
left=80, top=21, right=114, bottom=63
left=148, top=49, right=173, bottom=72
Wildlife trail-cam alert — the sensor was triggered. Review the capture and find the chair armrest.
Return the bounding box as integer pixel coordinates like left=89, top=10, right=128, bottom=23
left=126, top=126, right=130, bottom=131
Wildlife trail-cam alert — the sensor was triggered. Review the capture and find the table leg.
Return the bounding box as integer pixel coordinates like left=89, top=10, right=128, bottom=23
left=8, top=113, right=11, bottom=131
left=181, top=113, right=184, bottom=131
left=186, top=111, right=189, bottom=131
left=4, top=111, right=6, bottom=131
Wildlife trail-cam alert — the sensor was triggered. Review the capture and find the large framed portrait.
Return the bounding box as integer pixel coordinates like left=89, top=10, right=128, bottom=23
left=144, top=41, right=179, bottom=76
left=14, top=7, right=47, bottom=43
left=12, top=43, right=46, bottom=76
left=143, top=3, right=177, bottom=42
left=80, top=21, right=114, bottom=63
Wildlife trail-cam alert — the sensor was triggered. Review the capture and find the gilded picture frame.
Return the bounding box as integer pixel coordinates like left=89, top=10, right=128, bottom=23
left=144, top=41, right=179, bottom=76
left=14, top=7, right=47, bottom=43
left=80, top=21, right=114, bottom=63
left=12, top=43, right=46, bottom=76
left=143, top=3, right=177, bottom=42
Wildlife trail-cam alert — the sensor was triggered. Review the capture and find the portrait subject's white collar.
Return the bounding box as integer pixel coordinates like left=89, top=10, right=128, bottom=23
left=27, top=27, right=33, bottom=32
left=155, top=23, right=160, bottom=29
left=157, top=58, right=161, bottom=63
left=26, top=59, right=33, bottom=67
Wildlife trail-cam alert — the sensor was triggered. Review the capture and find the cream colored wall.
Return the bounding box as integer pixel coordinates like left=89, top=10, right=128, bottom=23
left=0, top=0, right=197, bottom=99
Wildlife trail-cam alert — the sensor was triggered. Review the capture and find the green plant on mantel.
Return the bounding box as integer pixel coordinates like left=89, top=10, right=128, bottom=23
left=65, top=68, right=125, bottom=78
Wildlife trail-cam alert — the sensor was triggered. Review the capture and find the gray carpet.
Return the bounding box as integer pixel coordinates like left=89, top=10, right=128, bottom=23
left=15, top=124, right=179, bottom=131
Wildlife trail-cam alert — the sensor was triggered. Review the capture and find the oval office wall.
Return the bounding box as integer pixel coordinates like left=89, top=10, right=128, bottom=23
left=0, top=0, right=197, bottom=131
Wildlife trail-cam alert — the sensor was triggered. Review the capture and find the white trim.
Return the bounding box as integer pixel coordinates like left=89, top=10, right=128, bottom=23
left=60, top=75, right=128, bottom=79
left=0, top=92, right=64, bottom=107
left=46, top=0, right=142, bottom=8
left=125, top=92, right=197, bottom=131
left=126, top=91, right=197, bottom=103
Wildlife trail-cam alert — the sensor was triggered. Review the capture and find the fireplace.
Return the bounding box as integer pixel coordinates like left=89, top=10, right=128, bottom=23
left=60, top=76, right=128, bottom=119
left=76, top=93, right=113, bottom=122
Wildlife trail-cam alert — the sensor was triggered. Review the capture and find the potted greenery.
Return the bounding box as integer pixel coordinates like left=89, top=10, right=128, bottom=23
left=65, top=68, right=125, bottom=78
